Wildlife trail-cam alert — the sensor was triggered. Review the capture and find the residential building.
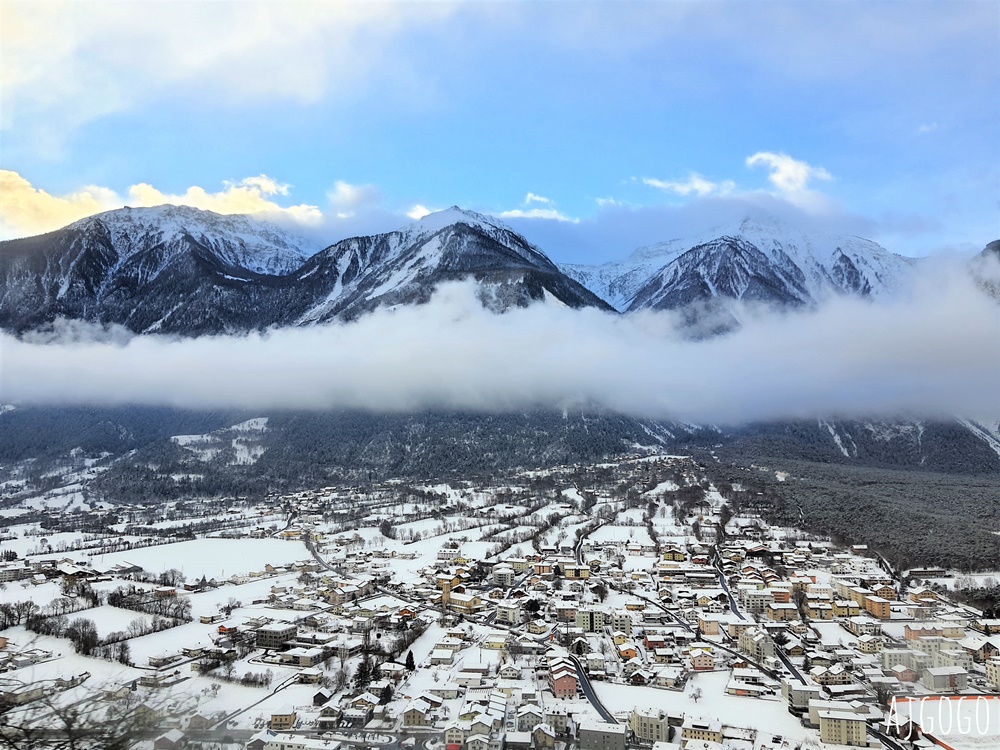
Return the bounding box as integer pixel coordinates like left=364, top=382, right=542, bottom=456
left=629, top=708, right=672, bottom=743
left=817, top=711, right=867, bottom=746
left=269, top=712, right=297, bottom=731
left=576, top=608, right=606, bottom=632
left=922, top=666, right=968, bottom=693
left=680, top=717, right=723, bottom=743
left=579, top=721, right=627, bottom=750
left=255, top=623, right=297, bottom=650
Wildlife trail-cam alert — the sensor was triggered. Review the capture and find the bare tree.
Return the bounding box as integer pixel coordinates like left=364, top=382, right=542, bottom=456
left=0, top=676, right=191, bottom=750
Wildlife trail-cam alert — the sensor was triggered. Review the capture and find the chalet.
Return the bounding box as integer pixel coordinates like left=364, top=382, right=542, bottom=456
left=517, top=705, right=544, bottom=731
left=689, top=648, right=714, bottom=671
left=404, top=699, right=433, bottom=727
left=153, top=729, right=187, bottom=750
left=269, top=711, right=297, bottom=731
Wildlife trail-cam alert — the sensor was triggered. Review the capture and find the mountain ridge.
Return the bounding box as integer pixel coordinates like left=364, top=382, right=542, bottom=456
left=0, top=205, right=609, bottom=334
left=561, top=214, right=918, bottom=313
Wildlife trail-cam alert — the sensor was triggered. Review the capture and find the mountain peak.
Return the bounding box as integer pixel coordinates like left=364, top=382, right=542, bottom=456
left=410, top=206, right=511, bottom=236
left=64, top=204, right=317, bottom=277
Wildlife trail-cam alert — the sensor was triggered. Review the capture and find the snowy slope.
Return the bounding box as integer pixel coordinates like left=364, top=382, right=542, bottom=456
left=0, top=205, right=607, bottom=335
left=0, top=205, right=320, bottom=334
left=65, top=205, right=317, bottom=276
left=292, top=206, right=609, bottom=323
left=563, top=214, right=917, bottom=312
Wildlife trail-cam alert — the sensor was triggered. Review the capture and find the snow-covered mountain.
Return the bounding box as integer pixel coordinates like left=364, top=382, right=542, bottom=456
left=78, top=204, right=317, bottom=275
left=289, top=206, right=611, bottom=323
left=0, top=205, right=319, bottom=334
left=563, top=214, right=917, bottom=313
left=0, top=205, right=608, bottom=335
left=972, top=240, right=1000, bottom=300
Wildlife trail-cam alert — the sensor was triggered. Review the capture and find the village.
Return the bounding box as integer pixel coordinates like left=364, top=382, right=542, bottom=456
left=1, top=454, right=999, bottom=750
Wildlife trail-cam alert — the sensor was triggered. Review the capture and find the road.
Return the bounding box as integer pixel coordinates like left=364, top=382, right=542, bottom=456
left=773, top=647, right=805, bottom=683
left=569, top=655, right=618, bottom=723
left=627, top=589, right=784, bottom=680
left=708, top=553, right=807, bottom=684
left=574, top=519, right=606, bottom=565
left=711, top=557, right=746, bottom=621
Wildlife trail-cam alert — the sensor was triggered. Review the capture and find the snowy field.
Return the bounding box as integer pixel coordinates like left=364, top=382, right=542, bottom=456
left=68, top=605, right=150, bottom=638
left=92, top=538, right=310, bottom=579
left=590, top=524, right=653, bottom=546
left=891, top=696, right=1000, bottom=746
left=595, top=671, right=812, bottom=740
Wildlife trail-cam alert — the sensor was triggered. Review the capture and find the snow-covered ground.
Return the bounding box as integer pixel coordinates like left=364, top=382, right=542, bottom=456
left=93, top=538, right=309, bottom=579
left=891, top=696, right=1000, bottom=745
left=595, top=671, right=812, bottom=739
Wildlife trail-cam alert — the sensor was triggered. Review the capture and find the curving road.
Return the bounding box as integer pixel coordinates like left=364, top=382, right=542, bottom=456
left=569, top=655, right=618, bottom=723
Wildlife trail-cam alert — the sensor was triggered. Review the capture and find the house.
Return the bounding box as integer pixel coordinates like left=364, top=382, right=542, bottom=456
left=629, top=708, right=672, bottom=743
left=864, top=595, right=891, bottom=619
left=404, top=699, right=433, bottom=727
left=499, top=664, right=522, bottom=680
left=689, top=648, right=714, bottom=671
left=517, top=704, right=544, bottom=731
left=483, top=631, right=509, bottom=650
left=681, top=717, right=723, bottom=743
left=269, top=711, right=297, bottom=731
left=985, top=657, right=1000, bottom=687
left=889, top=664, right=918, bottom=683
left=550, top=664, right=578, bottom=698
left=255, top=623, right=297, bottom=650
left=857, top=635, right=883, bottom=654
left=186, top=713, right=213, bottom=730
left=544, top=706, right=569, bottom=733
left=616, top=644, right=637, bottom=661
left=153, top=729, right=187, bottom=749
left=532, top=724, right=556, bottom=750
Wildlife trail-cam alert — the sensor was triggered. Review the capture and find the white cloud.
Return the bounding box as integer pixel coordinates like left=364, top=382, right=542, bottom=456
left=525, top=193, right=553, bottom=205
left=0, top=170, right=323, bottom=238
left=327, top=180, right=381, bottom=219
left=129, top=176, right=322, bottom=225
left=1, top=1, right=457, bottom=140
left=406, top=204, right=434, bottom=221
left=745, top=151, right=833, bottom=210
left=917, top=122, right=939, bottom=134
left=642, top=174, right=736, bottom=197
left=4, top=268, right=998, bottom=424
left=0, top=170, right=121, bottom=238
left=498, top=193, right=577, bottom=223
left=499, top=207, right=577, bottom=222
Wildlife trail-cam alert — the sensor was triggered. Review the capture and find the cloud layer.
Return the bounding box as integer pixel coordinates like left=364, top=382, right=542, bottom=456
left=0, top=170, right=322, bottom=239
left=3, top=263, right=998, bottom=425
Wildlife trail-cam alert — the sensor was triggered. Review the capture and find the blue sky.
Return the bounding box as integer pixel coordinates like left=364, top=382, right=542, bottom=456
left=1, top=1, right=997, bottom=263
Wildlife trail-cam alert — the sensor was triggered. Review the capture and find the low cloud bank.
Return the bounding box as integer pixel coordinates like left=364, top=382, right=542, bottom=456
left=2, top=262, right=998, bottom=425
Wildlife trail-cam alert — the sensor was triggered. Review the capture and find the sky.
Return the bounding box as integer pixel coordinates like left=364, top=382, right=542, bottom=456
left=1, top=1, right=998, bottom=264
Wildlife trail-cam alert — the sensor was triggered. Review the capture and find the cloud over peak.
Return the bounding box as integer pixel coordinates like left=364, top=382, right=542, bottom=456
left=746, top=151, right=833, bottom=210
left=0, top=170, right=323, bottom=239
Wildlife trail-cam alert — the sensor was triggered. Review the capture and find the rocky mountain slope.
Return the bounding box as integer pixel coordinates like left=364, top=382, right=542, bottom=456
left=0, top=206, right=609, bottom=335
left=562, top=215, right=917, bottom=313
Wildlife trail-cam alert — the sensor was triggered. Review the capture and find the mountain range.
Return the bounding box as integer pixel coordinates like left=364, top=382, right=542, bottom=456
left=561, top=215, right=916, bottom=313
left=0, top=205, right=608, bottom=335
left=1, top=205, right=998, bottom=477
left=5, top=203, right=986, bottom=335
